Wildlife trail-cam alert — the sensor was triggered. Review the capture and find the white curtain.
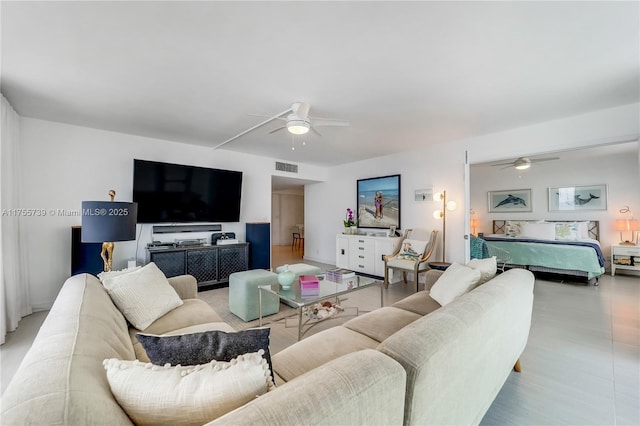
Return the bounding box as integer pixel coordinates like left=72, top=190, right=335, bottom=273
left=1, top=94, right=31, bottom=345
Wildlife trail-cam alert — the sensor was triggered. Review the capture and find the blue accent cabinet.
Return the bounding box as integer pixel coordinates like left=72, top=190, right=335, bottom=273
left=246, top=222, right=270, bottom=270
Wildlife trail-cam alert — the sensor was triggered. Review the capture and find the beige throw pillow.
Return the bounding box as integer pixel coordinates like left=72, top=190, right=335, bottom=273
left=430, top=263, right=481, bottom=306
left=101, top=262, right=183, bottom=330
left=103, top=351, right=273, bottom=426
left=466, top=256, right=497, bottom=284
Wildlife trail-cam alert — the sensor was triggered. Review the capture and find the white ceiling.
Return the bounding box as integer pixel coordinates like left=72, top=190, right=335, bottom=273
left=2, top=1, right=638, bottom=167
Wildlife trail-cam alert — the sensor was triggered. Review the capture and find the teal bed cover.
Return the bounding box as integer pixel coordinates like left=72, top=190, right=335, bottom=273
left=484, top=238, right=605, bottom=279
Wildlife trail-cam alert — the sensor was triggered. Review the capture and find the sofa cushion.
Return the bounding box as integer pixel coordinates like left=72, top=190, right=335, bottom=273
left=429, top=262, right=481, bottom=306
left=101, top=262, right=183, bottom=330
left=392, top=291, right=442, bottom=316
left=137, top=328, right=274, bottom=379
left=272, top=326, right=378, bottom=382
left=466, top=256, right=497, bottom=284
left=130, top=298, right=226, bottom=360
left=142, top=298, right=223, bottom=333
left=104, top=351, right=273, bottom=426
left=343, top=307, right=422, bottom=342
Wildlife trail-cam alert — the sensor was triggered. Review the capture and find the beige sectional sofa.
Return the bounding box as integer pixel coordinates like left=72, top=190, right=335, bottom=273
left=0, top=273, right=405, bottom=426
left=273, top=267, right=535, bottom=425
left=1, top=267, right=535, bottom=425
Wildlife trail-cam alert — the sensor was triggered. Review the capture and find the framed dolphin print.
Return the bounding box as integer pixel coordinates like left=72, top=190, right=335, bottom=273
left=548, top=184, right=607, bottom=212
left=488, top=189, right=532, bottom=213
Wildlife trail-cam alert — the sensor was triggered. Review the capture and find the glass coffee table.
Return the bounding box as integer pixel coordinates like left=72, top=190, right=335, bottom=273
left=258, top=274, right=382, bottom=341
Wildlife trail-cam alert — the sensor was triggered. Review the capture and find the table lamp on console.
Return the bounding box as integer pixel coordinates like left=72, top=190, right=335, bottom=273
left=616, top=207, right=639, bottom=246
left=81, top=190, right=138, bottom=272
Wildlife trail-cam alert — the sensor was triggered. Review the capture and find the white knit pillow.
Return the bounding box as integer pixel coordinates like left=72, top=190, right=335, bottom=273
left=103, top=351, right=273, bottom=426
left=97, top=266, right=141, bottom=281
left=101, top=262, right=183, bottom=330
left=430, top=263, right=481, bottom=306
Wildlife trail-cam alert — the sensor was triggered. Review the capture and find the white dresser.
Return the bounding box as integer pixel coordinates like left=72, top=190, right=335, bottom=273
left=336, top=234, right=402, bottom=277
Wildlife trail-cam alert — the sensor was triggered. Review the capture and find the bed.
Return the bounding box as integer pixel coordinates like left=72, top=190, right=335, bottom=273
left=482, top=220, right=605, bottom=285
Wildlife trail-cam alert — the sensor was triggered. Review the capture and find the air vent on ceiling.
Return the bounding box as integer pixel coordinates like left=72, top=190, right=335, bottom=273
left=275, top=161, right=298, bottom=173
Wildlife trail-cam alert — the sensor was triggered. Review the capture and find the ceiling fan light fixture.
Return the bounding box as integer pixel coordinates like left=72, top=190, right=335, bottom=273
left=514, top=158, right=531, bottom=170
left=287, top=120, right=310, bottom=135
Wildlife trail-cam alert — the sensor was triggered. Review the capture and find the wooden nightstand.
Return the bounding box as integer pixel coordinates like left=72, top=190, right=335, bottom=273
left=611, top=245, right=640, bottom=276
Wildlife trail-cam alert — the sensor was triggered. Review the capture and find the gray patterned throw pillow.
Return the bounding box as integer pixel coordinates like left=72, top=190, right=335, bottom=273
left=136, top=328, right=273, bottom=379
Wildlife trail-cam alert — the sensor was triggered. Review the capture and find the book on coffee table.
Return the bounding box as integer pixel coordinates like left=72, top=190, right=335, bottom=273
left=299, top=275, right=319, bottom=289
left=326, top=268, right=356, bottom=281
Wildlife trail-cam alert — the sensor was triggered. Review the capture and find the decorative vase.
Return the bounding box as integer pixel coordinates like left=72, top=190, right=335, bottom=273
left=350, top=226, right=357, bottom=235
left=277, top=264, right=295, bottom=290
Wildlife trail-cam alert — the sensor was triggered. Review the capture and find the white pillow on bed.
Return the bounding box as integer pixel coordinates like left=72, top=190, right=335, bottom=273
left=575, top=221, right=591, bottom=239
left=520, top=222, right=556, bottom=240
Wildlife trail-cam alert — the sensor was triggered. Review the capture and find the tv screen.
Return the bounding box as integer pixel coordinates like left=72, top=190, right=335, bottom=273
left=357, top=174, right=401, bottom=229
left=133, top=159, right=242, bottom=223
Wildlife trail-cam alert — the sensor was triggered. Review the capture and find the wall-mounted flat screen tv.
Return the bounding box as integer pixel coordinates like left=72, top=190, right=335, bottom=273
left=356, top=174, right=401, bottom=229
left=133, top=159, right=242, bottom=223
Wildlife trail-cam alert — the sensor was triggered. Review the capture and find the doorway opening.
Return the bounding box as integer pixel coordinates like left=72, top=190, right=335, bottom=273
left=271, top=176, right=315, bottom=268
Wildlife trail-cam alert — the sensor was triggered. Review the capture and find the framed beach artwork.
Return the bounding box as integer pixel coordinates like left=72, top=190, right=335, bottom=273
left=548, top=184, right=607, bottom=212
left=488, top=189, right=532, bottom=213
left=357, top=174, right=401, bottom=229
left=414, top=187, right=433, bottom=203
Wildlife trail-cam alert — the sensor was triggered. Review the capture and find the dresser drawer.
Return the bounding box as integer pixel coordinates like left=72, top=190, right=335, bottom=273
left=613, top=246, right=640, bottom=256
left=348, top=238, right=374, bottom=272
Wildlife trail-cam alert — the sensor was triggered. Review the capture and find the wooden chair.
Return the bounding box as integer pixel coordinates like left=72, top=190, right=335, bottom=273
left=384, top=229, right=438, bottom=292
left=291, top=225, right=304, bottom=256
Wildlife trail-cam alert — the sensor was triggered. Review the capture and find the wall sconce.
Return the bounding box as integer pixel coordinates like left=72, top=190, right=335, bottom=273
left=81, top=190, right=138, bottom=272
left=433, top=191, right=457, bottom=262
left=616, top=206, right=638, bottom=245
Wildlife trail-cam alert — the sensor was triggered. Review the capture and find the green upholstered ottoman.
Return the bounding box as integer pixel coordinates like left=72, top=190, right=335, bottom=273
left=229, top=269, right=280, bottom=322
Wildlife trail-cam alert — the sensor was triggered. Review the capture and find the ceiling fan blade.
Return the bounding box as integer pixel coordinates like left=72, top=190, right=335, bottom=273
left=491, top=161, right=516, bottom=167
left=530, top=157, right=560, bottom=163
left=248, top=113, right=286, bottom=121
left=292, top=102, right=310, bottom=120
left=268, top=126, right=286, bottom=134
left=313, top=119, right=350, bottom=127
left=213, top=106, right=293, bottom=149
left=311, top=126, right=322, bottom=137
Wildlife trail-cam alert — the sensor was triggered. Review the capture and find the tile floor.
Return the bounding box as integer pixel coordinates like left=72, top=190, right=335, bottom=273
left=2, top=245, right=639, bottom=425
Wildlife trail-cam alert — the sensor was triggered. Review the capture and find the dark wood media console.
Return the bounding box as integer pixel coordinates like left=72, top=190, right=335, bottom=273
left=147, top=243, right=249, bottom=289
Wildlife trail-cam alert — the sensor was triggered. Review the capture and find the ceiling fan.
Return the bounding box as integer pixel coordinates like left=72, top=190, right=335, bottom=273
left=491, top=156, right=560, bottom=170
left=213, top=102, right=349, bottom=150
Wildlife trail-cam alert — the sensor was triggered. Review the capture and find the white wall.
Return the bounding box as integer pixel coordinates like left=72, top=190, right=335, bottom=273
left=18, top=118, right=327, bottom=309
left=17, top=103, right=639, bottom=308
left=303, top=103, right=640, bottom=267
left=470, top=146, right=640, bottom=264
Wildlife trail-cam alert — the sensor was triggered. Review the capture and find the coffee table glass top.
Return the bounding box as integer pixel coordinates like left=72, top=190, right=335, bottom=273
left=259, top=274, right=379, bottom=307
